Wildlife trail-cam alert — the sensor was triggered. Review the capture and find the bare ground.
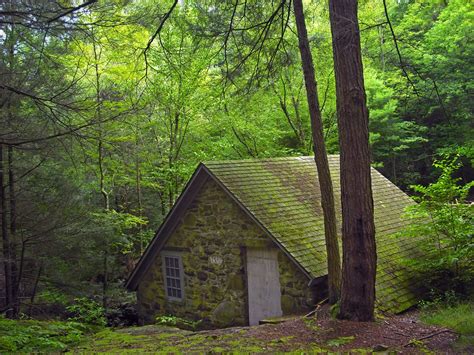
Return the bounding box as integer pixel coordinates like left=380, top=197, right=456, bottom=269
left=200, top=305, right=460, bottom=353
left=248, top=305, right=460, bottom=353
left=76, top=306, right=465, bottom=353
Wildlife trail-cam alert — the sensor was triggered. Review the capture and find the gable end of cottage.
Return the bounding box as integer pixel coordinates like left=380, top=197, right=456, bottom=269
left=136, top=177, right=315, bottom=327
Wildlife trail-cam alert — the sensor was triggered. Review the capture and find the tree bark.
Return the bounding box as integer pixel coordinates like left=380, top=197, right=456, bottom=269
left=30, top=263, right=42, bottom=304
left=0, top=144, right=13, bottom=318
left=8, top=145, right=19, bottom=317
left=293, top=0, right=341, bottom=304
left=135, top=133, right=143, bottom=254
left=93, top=37, right=109, bottom=312
left=328, top=0, right=377, bottom=321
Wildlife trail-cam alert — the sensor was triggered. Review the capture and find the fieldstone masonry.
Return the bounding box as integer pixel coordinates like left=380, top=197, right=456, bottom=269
left=137, top=177, right=313, bottom=328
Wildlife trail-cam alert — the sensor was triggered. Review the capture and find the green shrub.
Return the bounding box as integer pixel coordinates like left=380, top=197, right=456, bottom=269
left=66, top=297, right=107, bottom=326
left=402, top=156, right=474, bottom=295
left=156, top=315, right=202, bottom=331
left=419, top=290, right=459, bottom=310
left=0, top=316, right=88, bottom=352
left=36, top=288, right=69, bottom=305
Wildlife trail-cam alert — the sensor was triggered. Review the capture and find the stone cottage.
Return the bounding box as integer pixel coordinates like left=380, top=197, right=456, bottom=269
left=126, top=156, right=423, bottom=328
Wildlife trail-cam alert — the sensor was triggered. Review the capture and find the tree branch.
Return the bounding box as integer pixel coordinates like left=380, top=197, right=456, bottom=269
left=143, top=0, right=179, bottom=78
left=382, top=0, right=418, bottom=95
left=47, top=0, right=98, bottom=23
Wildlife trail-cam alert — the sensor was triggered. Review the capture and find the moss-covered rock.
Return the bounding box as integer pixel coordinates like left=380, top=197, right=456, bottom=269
left=197, top=271, right=208, bottom=281
left=227, top=274, right=245, bottom=291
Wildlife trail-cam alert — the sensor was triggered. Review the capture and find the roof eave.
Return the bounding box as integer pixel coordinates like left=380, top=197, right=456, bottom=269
left=125, top=163, right=210, bottom=290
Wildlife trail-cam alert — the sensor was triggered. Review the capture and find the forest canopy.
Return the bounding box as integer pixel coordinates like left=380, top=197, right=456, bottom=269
left=0, top=0, right=472, bottom=320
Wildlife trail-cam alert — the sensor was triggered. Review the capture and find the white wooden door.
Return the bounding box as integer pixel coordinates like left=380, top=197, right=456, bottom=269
left=246, top=248, right=282, bottom=326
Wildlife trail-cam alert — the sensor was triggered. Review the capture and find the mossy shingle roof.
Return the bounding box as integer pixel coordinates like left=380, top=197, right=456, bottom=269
left=204, top=155, right=423, bottom=313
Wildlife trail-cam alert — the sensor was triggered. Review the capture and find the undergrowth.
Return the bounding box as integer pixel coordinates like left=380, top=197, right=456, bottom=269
left=420, top=301, right=474, bottom=335
left=420, top=299, right=474, bottom=350
left=0, top=316, right=97, bottom=352
left=156, top=315, right=202, bottom=330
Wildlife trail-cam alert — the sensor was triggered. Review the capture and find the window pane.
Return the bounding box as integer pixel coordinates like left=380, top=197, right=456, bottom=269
left=163, top=255, right=183, bottom=299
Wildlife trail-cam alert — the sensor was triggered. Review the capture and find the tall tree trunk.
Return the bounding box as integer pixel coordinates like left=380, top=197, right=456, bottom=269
left=15, top=240, right=25, bottom=315
left=328, top=0, right=377, bottom=321
left=135, top=132, right=143, bottom=254
left=30, top=263, right=42, bottom=304
left=8, top=146, right=19, bottom=317
left=98, top=135, right=109, bottom=311
left=3, top=24, right=17, bottom=317
left=0, top=144, right=13, bottom=318
left=93, top=38, right=109, bottom=312
left=293, top=0, right=341, bottom=304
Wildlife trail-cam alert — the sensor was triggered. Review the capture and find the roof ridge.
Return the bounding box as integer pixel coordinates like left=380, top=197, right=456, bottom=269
left=203, top=154, right=340, bottom=165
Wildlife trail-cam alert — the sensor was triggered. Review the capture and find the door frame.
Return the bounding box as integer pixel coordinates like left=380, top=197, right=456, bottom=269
left=245, top=247, right=283, bottom=326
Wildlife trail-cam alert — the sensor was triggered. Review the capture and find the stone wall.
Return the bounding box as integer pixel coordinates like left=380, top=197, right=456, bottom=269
left=137, top=177, right=313, bottom=328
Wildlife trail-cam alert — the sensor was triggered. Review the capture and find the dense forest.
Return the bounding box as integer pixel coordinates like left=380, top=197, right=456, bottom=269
left=0, top=0, right=472, bottom=331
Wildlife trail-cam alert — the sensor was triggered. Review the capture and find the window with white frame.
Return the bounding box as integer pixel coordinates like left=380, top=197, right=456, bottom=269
left=162, top=253, right=184, bottom=300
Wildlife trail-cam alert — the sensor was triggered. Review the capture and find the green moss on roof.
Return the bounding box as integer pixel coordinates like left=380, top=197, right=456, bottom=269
left=205, top=155, right=422, bottom=314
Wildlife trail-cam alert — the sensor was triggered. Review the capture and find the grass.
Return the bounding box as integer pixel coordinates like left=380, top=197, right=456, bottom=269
left=4, top=303, right=472, bottom=353
left=420, top=302, right=474, bottom=335
left=420, top=301, right=474, bottom=350
left=75, top=325, right=271, bottom=353
left=1, top=318, right=292, bottom=353
left=326, top=336, right=355, bottom=347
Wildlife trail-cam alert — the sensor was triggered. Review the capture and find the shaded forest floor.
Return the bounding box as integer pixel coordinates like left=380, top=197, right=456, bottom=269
left=73, top=306, right=471, bottom=353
